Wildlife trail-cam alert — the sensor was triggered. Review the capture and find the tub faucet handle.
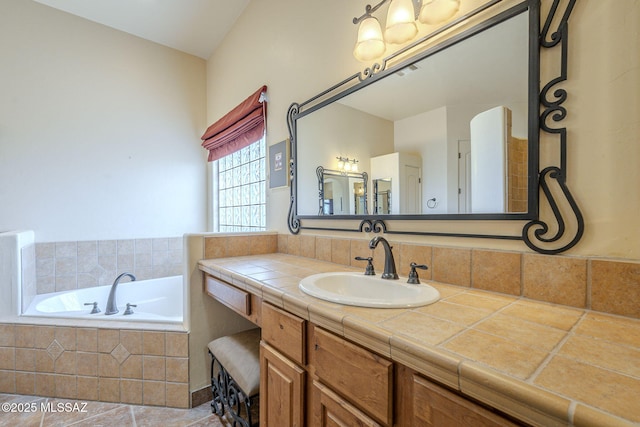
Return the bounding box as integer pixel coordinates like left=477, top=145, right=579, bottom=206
left=84, top=302, right=101, bottom=314
left=124, top=303, right=137, bottom=315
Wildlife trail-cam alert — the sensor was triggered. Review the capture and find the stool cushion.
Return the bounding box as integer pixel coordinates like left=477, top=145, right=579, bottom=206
left=208, top=328, right=261, bottom=396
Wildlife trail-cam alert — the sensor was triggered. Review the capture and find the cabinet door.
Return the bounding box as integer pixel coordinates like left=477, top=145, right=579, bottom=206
left=311, top=326, right=393, bottom=426
left=412, top=374, right=518, bottom=427
left=313, top=381, right=382, bottom=427
left=260, top=342, right=305, bottom=427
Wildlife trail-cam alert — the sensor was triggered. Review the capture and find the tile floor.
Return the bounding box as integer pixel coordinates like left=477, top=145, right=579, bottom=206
left=0, top=393, right=235, bottom=427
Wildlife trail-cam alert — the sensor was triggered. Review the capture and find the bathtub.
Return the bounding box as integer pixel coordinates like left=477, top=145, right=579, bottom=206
left=22, top=275, right=183, bottom=324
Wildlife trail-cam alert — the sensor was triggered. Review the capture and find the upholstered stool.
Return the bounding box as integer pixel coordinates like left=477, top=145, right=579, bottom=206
left=208, top=328, right=261, bottom=427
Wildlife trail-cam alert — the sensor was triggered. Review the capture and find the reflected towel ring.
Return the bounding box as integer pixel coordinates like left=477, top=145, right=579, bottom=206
left=427, top=197, right=438, bottom=209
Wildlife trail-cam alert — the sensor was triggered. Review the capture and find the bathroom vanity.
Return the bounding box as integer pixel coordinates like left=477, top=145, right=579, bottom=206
left=199, top=253, right=639, bottom=427
left=205, top=270, right=515, bottom=426
left=260, top=303, right=518, bottom=427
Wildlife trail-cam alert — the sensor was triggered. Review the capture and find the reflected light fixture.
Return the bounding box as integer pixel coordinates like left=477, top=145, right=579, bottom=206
left=336, top=156, right=359, bottom=173
left=353, top=0, right=461, bottom=61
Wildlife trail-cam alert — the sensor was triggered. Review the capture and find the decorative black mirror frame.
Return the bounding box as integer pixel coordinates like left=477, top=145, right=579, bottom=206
left=287, top=0, right=583, bottom=255
left=316, top=166, right=369, bottom=216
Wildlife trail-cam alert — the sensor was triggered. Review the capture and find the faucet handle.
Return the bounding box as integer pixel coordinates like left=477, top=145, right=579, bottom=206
left=407, top=263, right=429, bottom=284
left=84, top=302, right=101, bottom=314
left=124, top=303, right=137, bottom=315
left=354, top=256, right=376, bottom=276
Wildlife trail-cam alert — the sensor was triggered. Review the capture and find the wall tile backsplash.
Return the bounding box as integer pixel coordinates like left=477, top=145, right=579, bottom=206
left=35, top=237, right=183, bottom=294
left=278, top=234, right=640, bottom=320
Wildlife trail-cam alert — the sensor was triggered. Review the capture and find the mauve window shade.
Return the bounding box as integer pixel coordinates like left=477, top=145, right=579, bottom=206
left=201, top=85, right=267, bottom=161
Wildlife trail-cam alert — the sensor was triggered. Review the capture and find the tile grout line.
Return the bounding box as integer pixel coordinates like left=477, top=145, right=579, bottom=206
left=525, top=310, right=589, bottom=385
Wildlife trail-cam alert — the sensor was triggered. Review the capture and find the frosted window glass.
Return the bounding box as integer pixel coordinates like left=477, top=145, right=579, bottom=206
left=214, top=138, right=266, bottom=231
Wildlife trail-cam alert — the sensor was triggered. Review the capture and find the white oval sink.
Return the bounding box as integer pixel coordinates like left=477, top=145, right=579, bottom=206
left=299, top=272, right=440, bottom=308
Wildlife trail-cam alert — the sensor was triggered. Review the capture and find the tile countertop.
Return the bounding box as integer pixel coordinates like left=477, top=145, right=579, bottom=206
left=198, top=254, right=640, bottom=427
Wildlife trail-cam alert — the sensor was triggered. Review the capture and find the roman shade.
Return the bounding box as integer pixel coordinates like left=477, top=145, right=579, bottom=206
left=201, top=85, right=267, bottom=162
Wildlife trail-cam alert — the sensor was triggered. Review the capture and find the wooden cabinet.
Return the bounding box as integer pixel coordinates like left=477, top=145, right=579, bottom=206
left=313, top=380, right=381, bottom=427
left=259, top=303, right=307, bottom=427
left=204, top=292, right=524, bottom=427
left=310, top=325, right=393, bottom=426
left=411, top=374, right=519, bottom=427
left=260, top=342, right=305, bottom=427
left=261, top=303, right=306, bottom=365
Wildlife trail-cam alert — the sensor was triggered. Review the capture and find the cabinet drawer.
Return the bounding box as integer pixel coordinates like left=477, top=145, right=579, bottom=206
left=262, top=303, right=306, bottom=365
left=311, top=326, right=393, bottom=426
left=205, top=275, right=251, bottom=316
left=413, top=374, right=518, bottom=427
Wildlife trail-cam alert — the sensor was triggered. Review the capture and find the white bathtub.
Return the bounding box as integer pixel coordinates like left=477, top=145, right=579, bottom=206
left=22, top=275, right=183, bottom=324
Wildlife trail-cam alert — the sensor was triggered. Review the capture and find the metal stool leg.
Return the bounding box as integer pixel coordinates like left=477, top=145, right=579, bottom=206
left=210, top=350, right=226, bottom=417
left=209, top=350, right=258, bottom=427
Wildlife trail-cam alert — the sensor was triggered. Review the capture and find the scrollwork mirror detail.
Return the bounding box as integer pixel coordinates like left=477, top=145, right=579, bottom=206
left=317, top=166, right=369, bottom=216
left=522, top=0, right=583, bottom=254
left=287, top=0, right=583, bottom=255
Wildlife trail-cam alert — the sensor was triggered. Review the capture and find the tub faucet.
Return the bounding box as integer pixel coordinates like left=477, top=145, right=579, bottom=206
left=368, top=236, right=399, bottom=280
left=105, top=272, right=136, bottom=315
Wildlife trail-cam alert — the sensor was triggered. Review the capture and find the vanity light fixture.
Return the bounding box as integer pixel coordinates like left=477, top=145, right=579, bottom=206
left=353, top=0, right=460, bottom=61
left=336, top=156, right=359, bottom=173
left=419, top=0, right=460, bottom=25
left=384, top=0, right=418, bottom=44
left=354, top=15, right=386, bottom=61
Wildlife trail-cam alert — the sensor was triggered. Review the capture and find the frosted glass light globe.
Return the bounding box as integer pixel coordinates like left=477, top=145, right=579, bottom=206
left=419, top=0, right=460, bottom=25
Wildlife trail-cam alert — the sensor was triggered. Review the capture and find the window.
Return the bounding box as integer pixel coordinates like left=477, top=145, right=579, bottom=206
left=212, top=137, right=266, bottom=232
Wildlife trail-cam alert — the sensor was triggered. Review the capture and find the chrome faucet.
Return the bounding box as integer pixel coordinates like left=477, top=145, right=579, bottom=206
left=105, top=272, right=135, bottom=315
left=368, top=236, right=399, bottom=280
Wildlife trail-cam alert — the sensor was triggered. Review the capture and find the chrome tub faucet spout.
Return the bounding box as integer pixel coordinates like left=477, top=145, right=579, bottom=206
left=368, top=236, right=399, bottom=280
left=105, top=272, right=136, bottom=315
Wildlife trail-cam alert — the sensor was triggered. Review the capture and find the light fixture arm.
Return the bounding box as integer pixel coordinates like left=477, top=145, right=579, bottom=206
left=353, top=0, right=389, bottom=25
left=353, top=0, right=423, bottom=25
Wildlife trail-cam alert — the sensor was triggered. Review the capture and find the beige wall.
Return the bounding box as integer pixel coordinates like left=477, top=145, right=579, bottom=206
left=297, top=103, right=394, bottom=215
left=207, top=0, right=640, bottom=260
left=0, top=0, right=208, bottom=242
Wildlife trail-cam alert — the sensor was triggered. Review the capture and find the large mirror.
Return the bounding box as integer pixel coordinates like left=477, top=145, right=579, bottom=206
left=287, top=0, right=583, bottom=254
left=295, top=4, right=533, bottom=218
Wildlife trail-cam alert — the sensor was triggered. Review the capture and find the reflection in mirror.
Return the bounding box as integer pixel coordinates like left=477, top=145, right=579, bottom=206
left=373, top=179, right=391, bottom=214
left=317, top=167, right=368, bottom=215
left=469, top=106, right=528, bottom=213
left=371, top=152, right=422, bottom=214
left=296, top=10, right=529, bottom=217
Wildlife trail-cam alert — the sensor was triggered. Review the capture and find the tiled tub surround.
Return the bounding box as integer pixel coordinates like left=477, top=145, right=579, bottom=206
left=0, top=324, right=190, bottom=408
left=20, top=243, right=37, bottom=313
left=199, top=252, right=640, bottom=426
left=35, top=237, right=183, bottom=295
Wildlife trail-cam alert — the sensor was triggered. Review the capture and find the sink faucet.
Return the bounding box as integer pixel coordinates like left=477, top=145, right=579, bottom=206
left=105, top=272, right=135, bottom=315
left=368, top=236, right=399, bottom=280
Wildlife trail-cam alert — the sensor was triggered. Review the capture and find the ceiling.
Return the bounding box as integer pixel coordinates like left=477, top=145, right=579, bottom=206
left=33, top=0, right=250, bottom=59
